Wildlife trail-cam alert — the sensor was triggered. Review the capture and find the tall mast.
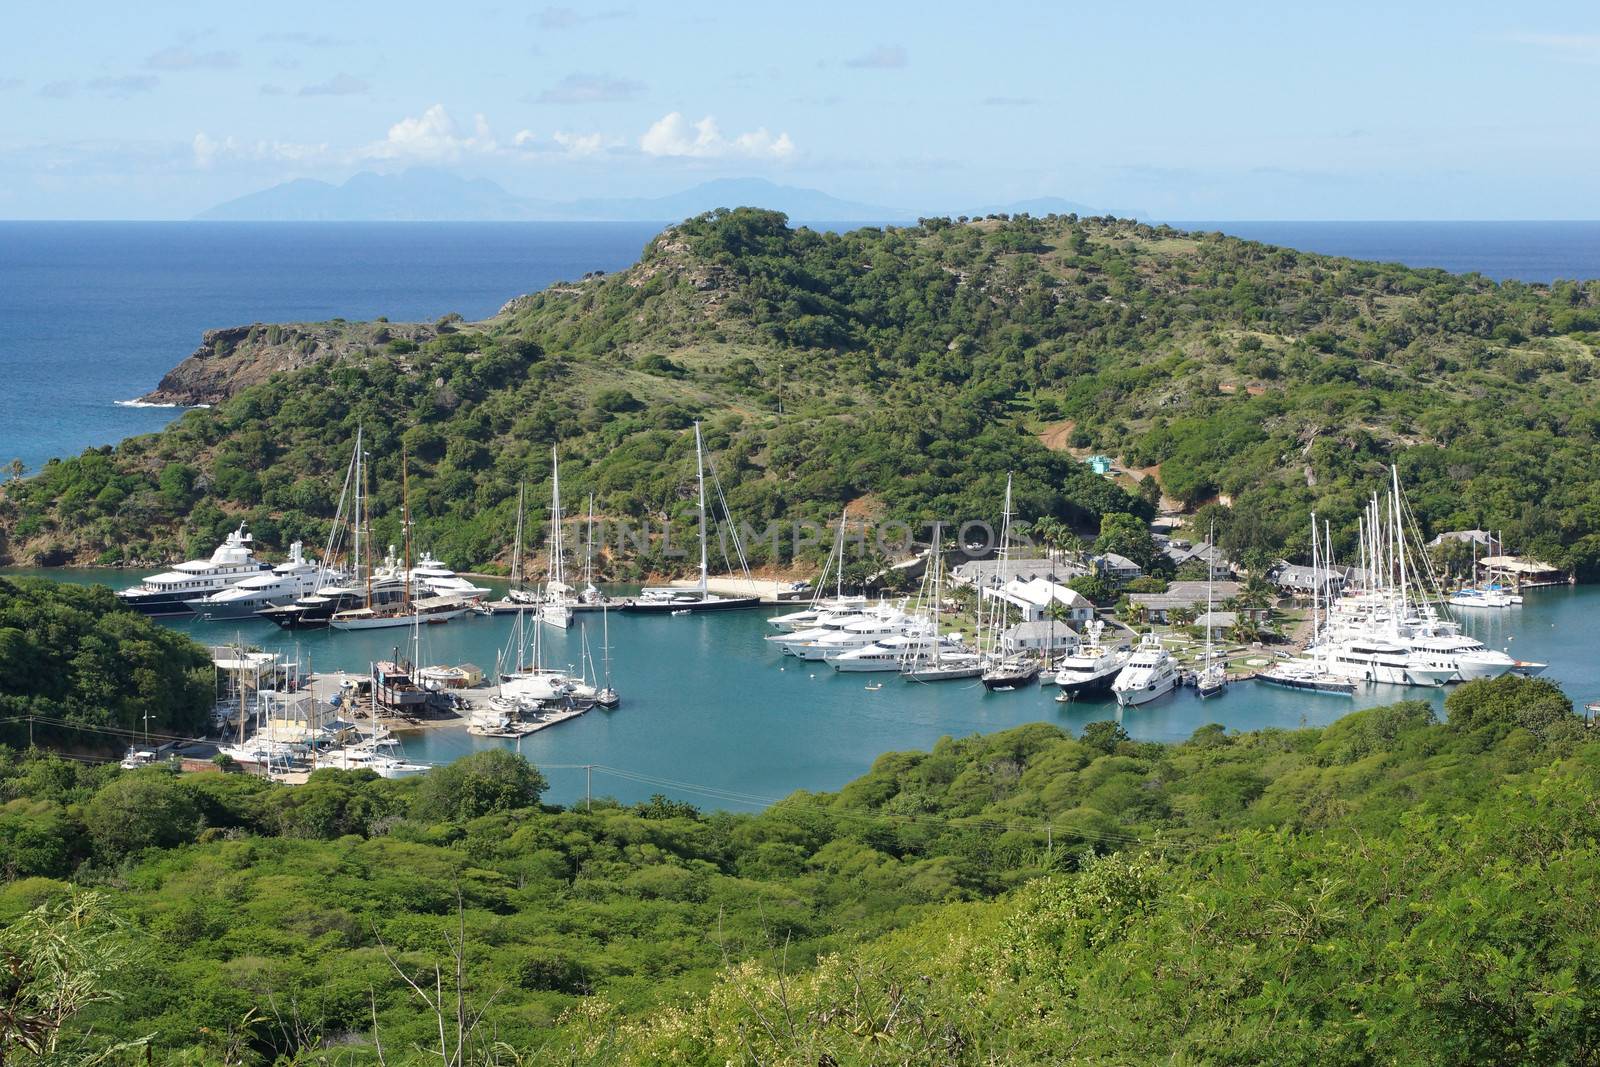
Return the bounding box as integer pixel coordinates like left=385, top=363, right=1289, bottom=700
left=835, top=509, right=848, bottom=599
left=1204, top=521, right=1215, bottom=666
left=401, top=447, right=412, bottom=610
left=584, top=492, right=596, bottom=591
left=511, top=484, right=525, bottom=591
left=1391, top=465, right=1407, bottom=621
left=931, top=523, right=943, bottom=668
left=694, top=422, right=708, bottom=593
left=549, top=446, right=564, bottom=589
left=358, top=430, right=371, bottom=610
left=1310, top=511, right=1319, bottom=645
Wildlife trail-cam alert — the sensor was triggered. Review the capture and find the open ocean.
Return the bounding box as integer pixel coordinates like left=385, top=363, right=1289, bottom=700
left=2, top=219, right=1597, bottom=473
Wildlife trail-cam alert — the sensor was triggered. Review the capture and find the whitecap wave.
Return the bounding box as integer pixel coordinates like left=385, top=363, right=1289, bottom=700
left=114, top=399, right=210, bottom=409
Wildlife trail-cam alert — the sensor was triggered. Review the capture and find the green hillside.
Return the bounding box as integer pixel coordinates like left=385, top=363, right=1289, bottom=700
left=4, top=209, right=1600, bottom=575
left=2, top=675, right=1595, bottom=1062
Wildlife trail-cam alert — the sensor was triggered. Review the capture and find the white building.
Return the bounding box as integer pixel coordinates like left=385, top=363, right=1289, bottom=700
left=980, top=577, right=1095, bottom=625
left=1000, top=620, right=1083, bottom=656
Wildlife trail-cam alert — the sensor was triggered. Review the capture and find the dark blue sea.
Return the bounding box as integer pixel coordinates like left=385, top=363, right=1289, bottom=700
left=2, top=220, right=1597, bottom=473
left=0, top=222, right=659, bottom=473
left=1178, top=221, right=1600, bottom=283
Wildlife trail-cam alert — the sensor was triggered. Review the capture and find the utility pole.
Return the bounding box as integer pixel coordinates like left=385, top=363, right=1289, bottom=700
left=585, top=765, right=593, bottom=812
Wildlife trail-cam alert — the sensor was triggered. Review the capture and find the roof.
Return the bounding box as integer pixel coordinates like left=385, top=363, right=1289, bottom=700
left=982, top=577, right=1092, bottom=611
left=1272, top=564, right=1348, bottom=586
left=1194, top=610, right=1239, bottom=628
left=1001, top=620, right=1084, bottom=642
left=1427, top=529, right=1496, bottom=548
left=1095, top=553, right=1141, bottom=571
left=1479, top=555, right=1561, bottom=574
left=949, top=554, right=1080, bottom=585
left=1127, top=580, right=1242, bottom=611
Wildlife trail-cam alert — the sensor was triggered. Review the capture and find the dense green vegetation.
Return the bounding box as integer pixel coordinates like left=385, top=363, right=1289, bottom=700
left=5, top=210, right=1599, bottom=576
left=0, top=576, right=213, bottom=749
left=2, top=674, right=1596, bottom=1063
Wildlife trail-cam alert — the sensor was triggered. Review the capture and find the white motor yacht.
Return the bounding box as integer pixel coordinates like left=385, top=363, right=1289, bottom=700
left=1112, top=633, right=1179, bottom=707
left=1049, top=621, right=1129, bottom=695
left=409, top=551, right=492, bottom=599
left=1315, top=634, right=1456, bottom=687
left=768, top=595, right=869, bottom=632
left=832, top=632, right=965, bottom=672
left=792, top=612, right=918, bottom=661
left=117, top=523, right=269, bottom=616
left=185, top=541, right=329, bottom=619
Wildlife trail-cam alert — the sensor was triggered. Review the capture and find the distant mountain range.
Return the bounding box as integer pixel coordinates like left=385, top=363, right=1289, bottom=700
left=195, top=170, right=1137, bottom=223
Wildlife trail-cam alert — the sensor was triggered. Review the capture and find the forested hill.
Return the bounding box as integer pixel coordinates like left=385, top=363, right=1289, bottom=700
left=2, top=677, right=1597, bottom=1061
left=4, top=209, right=1600, bottom=574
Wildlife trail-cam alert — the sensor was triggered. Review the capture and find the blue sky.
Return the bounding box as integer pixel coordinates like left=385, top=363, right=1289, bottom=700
left=4, top=0, right=1598, bottom=219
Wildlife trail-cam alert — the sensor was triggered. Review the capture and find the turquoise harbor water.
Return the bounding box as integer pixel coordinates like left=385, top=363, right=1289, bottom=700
left=11, top=569, right=1595, bottom=810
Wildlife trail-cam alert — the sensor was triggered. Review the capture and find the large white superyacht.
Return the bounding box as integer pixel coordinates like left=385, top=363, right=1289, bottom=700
left=116, top=523, right=269, bottom=616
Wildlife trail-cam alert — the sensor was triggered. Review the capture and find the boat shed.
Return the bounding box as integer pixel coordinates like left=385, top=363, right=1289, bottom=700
left=1478, top=555, right=1568, bottom=588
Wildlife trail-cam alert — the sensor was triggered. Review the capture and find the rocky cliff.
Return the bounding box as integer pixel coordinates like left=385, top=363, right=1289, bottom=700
left=138, top=319, right=445, bottom=406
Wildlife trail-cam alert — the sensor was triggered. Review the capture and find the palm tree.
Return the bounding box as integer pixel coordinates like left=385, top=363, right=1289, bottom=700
left=1229, top=617, right=1262, bottom=645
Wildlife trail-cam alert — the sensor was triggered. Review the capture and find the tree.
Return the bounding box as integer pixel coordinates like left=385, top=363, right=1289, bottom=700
left=1093, top=512, right=1156, bottom=569
left=1444, top=675, right=1579, bottom=741
left=0, top=892, right=147, bottom=1063
left=412, top=750, right=549, bottom=822
left=83, top=772, right=202, bottom=860
left=1079, top=720, right=1130, bottom=754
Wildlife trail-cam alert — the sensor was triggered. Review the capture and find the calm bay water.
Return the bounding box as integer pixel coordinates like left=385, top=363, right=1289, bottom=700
left=10, top=568, right=1593, bottom=810
left=0, top=221, right=659, bottom=472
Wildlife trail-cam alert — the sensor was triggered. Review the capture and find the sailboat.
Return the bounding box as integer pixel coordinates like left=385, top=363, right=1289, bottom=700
left=263, top=428, right=411, bottom=629
left=902, top=525, right=982, bottom=681
left=1195, top=522, right=1228, bottom=698
left=980, top=474, right=1041, bottom=690
left=535, top=448, right=578, bottom=629
left=1258, top=513, right=1357, bottom=696
left=489, top=484, right=540, bottom=611
left=625, top=422, right=763, bottom=613
left=768, top=509, right=868, bottom=632
left=331, top=449, right=473, bottom=630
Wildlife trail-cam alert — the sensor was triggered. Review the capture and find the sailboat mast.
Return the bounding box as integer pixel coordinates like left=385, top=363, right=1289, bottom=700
left=401, top=448, right=413, bottom=610
left=1310, top=512, right=1319, bottom=645
left=549, top=446, right=563, bottom=588
left=512, top=484, right=525, bottom=590
left=1205, top=521, right=1215, bottom=665
left=694, top=422, right=708, bottom=593
left=585, top=492, right=595, bottom=590
left=358, top=432, right=371, bottom=609
left=1391, top=465, right=1408, bottom=621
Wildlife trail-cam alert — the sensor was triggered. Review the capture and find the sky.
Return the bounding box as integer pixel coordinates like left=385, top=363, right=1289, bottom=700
left=3, top=0, right=1599, bottom=220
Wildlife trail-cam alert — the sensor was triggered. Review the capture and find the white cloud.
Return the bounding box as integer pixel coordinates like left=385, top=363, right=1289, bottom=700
left=843, top=44, right=908, bottom=70
left=146, top=46, right=239, bottom=71
left=536, top=72, right=645, bottom=104
left=192, top=132, right=329, bottom=168
left=1506, top=32, right=1600, bottom=61
left=553, top=130, right=605, bottom=156
left=88, top=75, right=159, bottom=97
left=536, top=7, right=631, bottom=30
left=365, top=104, right=499, bottom=162
left=299, top=73, right=369, bottom=97
left=640, top=112, right=795, bottom=160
